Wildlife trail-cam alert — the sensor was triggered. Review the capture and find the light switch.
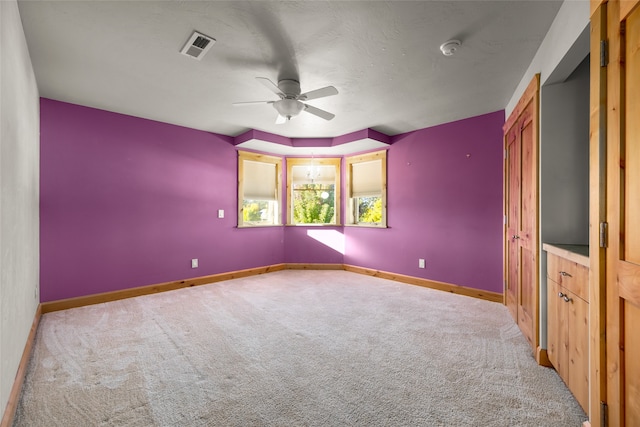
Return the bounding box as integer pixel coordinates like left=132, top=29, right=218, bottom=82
left=218, top=209, right=224, bottom=218
left=191, top=259, right=198, bottom=268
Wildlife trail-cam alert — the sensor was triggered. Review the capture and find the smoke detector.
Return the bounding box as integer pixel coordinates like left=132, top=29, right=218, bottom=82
left=440, top=40, right=461, bottom=56
left=180, top=31, right=216, bottom=60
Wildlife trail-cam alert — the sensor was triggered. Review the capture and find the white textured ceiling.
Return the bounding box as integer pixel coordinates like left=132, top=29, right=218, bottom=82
left=17, top=0, right=563, bottom=138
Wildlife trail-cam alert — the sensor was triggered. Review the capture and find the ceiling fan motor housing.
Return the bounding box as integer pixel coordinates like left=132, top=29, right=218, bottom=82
left=278, top=79, right=301, bottom=97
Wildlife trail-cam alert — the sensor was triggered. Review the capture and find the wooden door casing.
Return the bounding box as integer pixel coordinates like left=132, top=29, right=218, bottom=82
left=589, top=2, right=608, bottom=425
left=605, top=0, right=640, bottom=425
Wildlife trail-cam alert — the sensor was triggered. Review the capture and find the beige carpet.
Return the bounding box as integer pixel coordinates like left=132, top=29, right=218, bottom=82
left=14, top=270, right=586, bottom=426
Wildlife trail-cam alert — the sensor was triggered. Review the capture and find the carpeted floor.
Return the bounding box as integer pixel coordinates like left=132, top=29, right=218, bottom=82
left=14, top=270, right=587, bottom=426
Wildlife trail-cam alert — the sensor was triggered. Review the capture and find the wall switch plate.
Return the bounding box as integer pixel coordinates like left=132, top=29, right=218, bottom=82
left=218, top=209, right=224, bottom=218
left=419, top=259, right=426, bottom=269
left=191, top=259, right=198, bottom=268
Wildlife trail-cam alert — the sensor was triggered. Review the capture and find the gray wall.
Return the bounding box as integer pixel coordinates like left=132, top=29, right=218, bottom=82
left=541, top=56, right=590, bottom=246
left=538, top=54, right=590, bottom=349
left=0, top=0, right=40, bottom=417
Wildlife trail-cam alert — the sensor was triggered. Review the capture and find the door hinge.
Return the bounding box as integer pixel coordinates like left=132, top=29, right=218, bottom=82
left=504, top=149, right=507, bottom=160
left=600, top=40, right=609, bottom=67
left=600, top=222, right=609, bottom=248
left=504, top=214, right=507, bottom=225
left=601, top=401, right=608, bottom=427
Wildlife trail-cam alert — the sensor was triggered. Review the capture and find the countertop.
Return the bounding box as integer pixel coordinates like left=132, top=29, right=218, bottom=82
left=542, top=243, right=589, bottom=267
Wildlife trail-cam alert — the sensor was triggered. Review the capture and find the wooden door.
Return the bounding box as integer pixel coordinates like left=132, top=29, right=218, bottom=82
left=518, top=100, right=538, bottom=350
left=506, top=125, right=520, bottom=322
left=605, top=0, right=640, bottom=425
left=504, top=75, right=540, bottom=355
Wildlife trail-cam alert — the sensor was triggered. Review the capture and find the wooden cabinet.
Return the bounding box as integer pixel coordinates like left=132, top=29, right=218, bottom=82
left=504, top=75, right=540, bottom=356
left=545, top=245, right=589, bottom=413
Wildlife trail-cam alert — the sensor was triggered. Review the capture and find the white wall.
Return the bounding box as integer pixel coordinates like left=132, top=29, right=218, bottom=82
left=0, top=0, right=40, bottom=419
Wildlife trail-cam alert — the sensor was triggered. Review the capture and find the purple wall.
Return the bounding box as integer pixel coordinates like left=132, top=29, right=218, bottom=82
left=344, top=111, right=505, bottom=293
left=40, top=99, right=284, bottom=302
left=40, top=99, right=503, bottom=301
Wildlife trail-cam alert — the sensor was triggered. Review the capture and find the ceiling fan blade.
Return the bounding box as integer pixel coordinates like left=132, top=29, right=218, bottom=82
left=275, top=114, right=287, bottom=124
left=299, top=86, right=338, bottom=101
left=303, top=104, right=335, bottom=121
left=256, top=77, right=285, bottom=98
left=232, top=100, right=275, bottom=106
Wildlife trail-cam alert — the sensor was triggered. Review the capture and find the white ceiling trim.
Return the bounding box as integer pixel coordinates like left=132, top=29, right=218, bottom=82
left=233, top=128, right=391, bottom=156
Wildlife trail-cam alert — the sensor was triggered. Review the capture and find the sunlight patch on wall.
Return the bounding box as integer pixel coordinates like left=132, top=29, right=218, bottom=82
left=306, top=229, right=345, bottom=254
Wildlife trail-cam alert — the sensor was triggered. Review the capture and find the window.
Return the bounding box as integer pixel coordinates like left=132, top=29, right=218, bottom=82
left=238, top=151, right=282, bottom=227
left=286, top=157, right=341, bottom=225
left=346, top=150, right=387, bottom=227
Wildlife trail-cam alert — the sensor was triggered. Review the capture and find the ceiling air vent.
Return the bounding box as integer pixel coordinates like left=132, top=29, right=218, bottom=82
left=180, top=31, right=215, bottom=60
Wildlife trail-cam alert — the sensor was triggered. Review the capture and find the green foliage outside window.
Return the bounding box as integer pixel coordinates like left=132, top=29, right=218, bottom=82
left=243, top=201, right=263, bottom=222
left=357, top=196, right=382, bottom=224
left=243, top=200, right=276, bottom=225
left=292, top=184, right=335, bottom=224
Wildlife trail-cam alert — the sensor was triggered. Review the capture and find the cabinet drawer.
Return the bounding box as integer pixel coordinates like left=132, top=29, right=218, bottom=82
left=547, top=253, right=589, bottom=302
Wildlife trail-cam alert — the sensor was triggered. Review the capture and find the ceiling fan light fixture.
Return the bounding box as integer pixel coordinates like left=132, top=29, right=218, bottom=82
left=273, top=99, right=304, bottom=121
left=234, top=77, right=337, bottom=123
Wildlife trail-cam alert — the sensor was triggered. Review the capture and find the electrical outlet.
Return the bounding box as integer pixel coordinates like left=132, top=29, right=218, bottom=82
left=419, top=259, right=426, bottom=269
left=191, top=259, right=198, bottom=268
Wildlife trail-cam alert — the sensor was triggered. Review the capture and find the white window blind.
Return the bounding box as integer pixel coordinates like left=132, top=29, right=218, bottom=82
left=291, top=164, right=336, bottom=185
left=243, top=160, right=276, bottom=200
left=351, top=160, right=382, bottom=197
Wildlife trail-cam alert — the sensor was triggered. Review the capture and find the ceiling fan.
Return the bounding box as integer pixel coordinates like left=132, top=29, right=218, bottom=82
left=234, top=77, right=338, bottom=124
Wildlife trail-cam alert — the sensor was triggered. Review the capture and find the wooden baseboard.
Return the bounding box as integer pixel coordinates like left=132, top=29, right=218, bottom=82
left=536, top=346, right=553, bottom=368
left=343, top=264, right=503, bottom=303
left=41, top=264, right=287, bottom=313
left=41, top=263, right=503, bottom=313
left=1, top=305, right=42, bottom=427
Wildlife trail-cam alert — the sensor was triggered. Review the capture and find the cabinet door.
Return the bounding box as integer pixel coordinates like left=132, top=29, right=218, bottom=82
left=567, top=293, right=589, bottom=412
left=547, top=279, right=568, bottom=378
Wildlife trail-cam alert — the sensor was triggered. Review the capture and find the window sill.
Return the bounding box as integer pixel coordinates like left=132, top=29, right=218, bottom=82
left=237, top=224, right=283, bottom=229
left=344, top=224, right=388, bottom=229
left=285, top=224, right=343, bottom=227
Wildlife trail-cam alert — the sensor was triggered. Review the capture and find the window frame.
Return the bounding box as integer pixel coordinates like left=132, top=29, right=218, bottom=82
left=237, top=150, right=283, bottom=228
left=286, top=157, right=342, bottom=226
left=345, top=150, right=387, bottom=228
